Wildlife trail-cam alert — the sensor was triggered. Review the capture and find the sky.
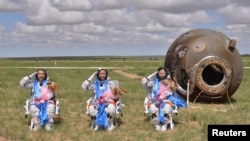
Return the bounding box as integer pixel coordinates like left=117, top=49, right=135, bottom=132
left=0, top=0, right=249, bottom=57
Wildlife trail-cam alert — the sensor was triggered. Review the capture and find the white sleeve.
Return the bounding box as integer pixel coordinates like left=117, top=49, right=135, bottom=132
left=88, top=71, right=98, bottom=82
left=147, top=71, right=158, bottom=80
left=20, top=76, right=33, bottom=89
left=146, top=80, right=154, bottom=96
left=28, top=72, right=37, bottom=80
left=141, top=71, right=157, bottom=86
left=147, top=80, right=154, bottom=87
left=82, top=71, right=98, bottom=91
left=82, top=80, right=91, bottom=91
left=141, top=77, right=149, bottom=86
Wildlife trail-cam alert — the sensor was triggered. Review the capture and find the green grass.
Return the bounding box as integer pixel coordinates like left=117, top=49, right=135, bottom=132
left=0, top=58, right=250, bottom=141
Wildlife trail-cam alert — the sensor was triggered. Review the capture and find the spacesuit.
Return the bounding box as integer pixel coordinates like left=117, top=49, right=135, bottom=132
left=141, top=68, right=183, bottom=131
left=82, top=68, right=125, bottom=131
left=20, top=69, right=60, bottom=131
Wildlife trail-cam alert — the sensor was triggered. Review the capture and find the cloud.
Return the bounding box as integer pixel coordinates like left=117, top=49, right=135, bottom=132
left=0, top=24, right=5, bottom=31
left=0, top=0, right=25, bottom=11
left=52, top=0, right=92, bottom=11
left=25, top=0, right=85, bottom=25
left=131, top=0, right=231, bottom=13
left=218, top=4, right=250, bottom=24
left=93, top=0, right=130, bottom=11
left=0, top=0, right=250, bottom=57
left=224, top=24, right=250, bottom=51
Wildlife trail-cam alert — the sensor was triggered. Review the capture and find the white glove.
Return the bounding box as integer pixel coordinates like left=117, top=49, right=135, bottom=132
left=82, top=71, right=98, bottom=90
left=147, top=71, right=158, bottom=80
left=29, top=72, right=37, bottom=80
left=141, top=77, right=149, bottom=85
left=141, top=71, right=157, bottom=85
left=147, top=81, right=154, bottom=87
left=20, top=76, right=30, bottom=87
left=88, top=71, right=97, bottom=82
left=82, top=80, right=90, bottom=90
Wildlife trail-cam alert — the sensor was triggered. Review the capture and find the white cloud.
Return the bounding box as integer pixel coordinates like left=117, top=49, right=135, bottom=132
left=234, top=0, right=250, bottom=6
left=52, top=0, right=93, bottom=11
left=0, top=24, right=5, bottom=31
left=72, top=23, right=106, bottom=33
left=225, top=24, right=250, bottom=48
left=158, top=11, right=213, bottom=27
left=15, top=22, right=57, bottom=34
left=226, top=24, right=249, bottom=33
left=131, top=0, right=231, bottom=13
left=93, top=0, right=130, bottom=10
left=218, top=4, right=250, bottom=24
left=0, top=0, right=250, bottom=57
left=0, top=0, right=25, bottom=11
left=26, top=0, right=85, bottom=25
left=136, top=22, right=168, bottom=32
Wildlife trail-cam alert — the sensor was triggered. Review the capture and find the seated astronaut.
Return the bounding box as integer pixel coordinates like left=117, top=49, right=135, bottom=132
left=82, top=68, right=126, bottom=131
left=141, top=67, right=187, bottom=131
left=19, top=69, right=60, bottom=131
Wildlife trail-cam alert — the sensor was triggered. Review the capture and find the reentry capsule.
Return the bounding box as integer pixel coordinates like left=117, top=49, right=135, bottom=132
left=164, top=28, right=243, bottom=101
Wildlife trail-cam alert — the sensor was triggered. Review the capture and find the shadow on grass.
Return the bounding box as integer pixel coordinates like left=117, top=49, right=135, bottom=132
left=85, top=114, right=125, bottom=129
left=115, top=116, right=124, bottom=127
left=142, top=113, right=182, bottom=129
left=189, top=96, right=237, bottom=104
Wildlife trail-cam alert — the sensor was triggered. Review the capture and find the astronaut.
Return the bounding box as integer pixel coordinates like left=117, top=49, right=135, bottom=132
left=20, top=69, right=60, bottom=131
left=141, top=67, right=186, bottom=131
left=82, top=68, right=125, bottom=131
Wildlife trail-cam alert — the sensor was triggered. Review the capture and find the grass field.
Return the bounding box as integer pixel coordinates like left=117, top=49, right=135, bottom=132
left=0, top=57, right=250, bottom=141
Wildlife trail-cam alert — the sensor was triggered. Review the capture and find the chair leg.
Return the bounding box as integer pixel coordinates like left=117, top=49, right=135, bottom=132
left=169, top=115, right=174, bottom=130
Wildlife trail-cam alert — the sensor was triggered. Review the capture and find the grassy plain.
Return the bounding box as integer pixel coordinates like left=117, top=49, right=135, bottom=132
left=0, top=57, right=249, bottom=141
